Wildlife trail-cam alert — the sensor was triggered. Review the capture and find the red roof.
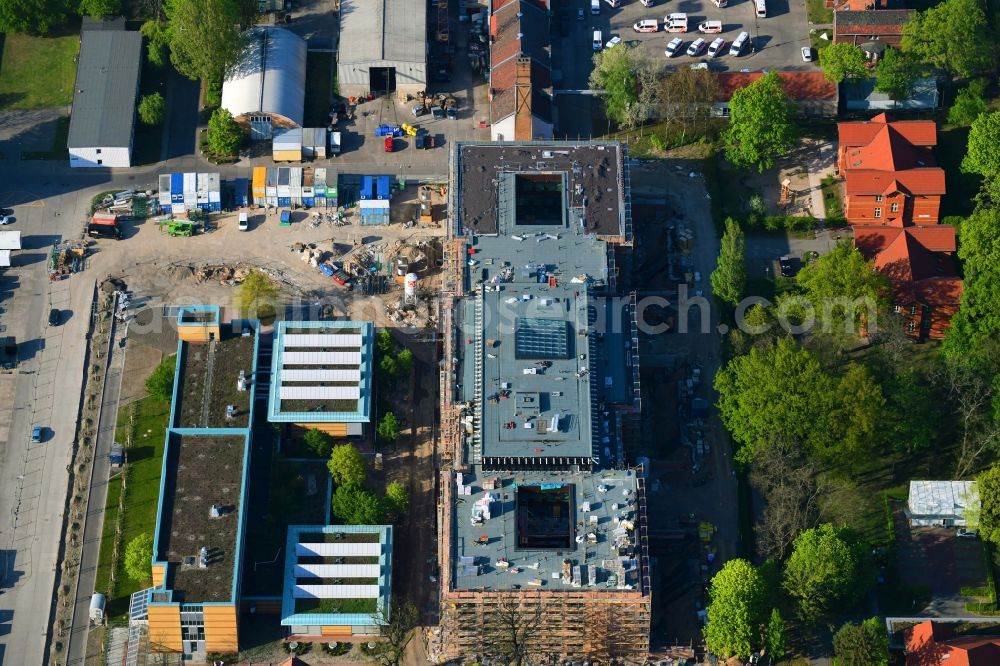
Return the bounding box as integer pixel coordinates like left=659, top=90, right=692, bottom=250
left=716, top=71, right=838, bottom=101
left=842, top=169, right=946, bottom=196
left=855, top=224, right=956, bottom=280
left=906, top=620, right=1000, bottom=666
left=839, top=113, right=944, bottom=199
left=839, top=113, right=938, bottom=147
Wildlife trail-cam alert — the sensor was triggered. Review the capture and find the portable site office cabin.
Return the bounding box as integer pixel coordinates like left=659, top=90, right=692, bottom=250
left=274, top=128, right=303, bottom=162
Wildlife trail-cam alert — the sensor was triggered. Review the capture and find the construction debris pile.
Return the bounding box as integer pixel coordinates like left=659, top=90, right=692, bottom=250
left=50, top=241, right=90, bottom=280
left=94, top=189, right=155, bottom=219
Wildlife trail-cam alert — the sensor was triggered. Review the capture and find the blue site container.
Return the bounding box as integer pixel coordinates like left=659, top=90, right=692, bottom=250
left=170, top=173, right=184, bottom=203
left=376, top=176, right=390, bottom=200
left=360, top=175, right=373, bottom=200
left=233, top=178, right=249, bottom=207
left=277, top=197, right=291, bottom=207
left=303, top=197, right=315, bottom=207
left=318, top=263, right=334, bottom=277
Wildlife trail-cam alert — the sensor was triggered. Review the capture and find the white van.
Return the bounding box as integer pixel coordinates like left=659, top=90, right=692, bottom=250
left=238, top=212, right=249, bottom=231
left=641, top=0, right=655, bottom=5
left=698, top=20, right=722, bottom=33
left=633, top=19, right=659, bottom=32
left=711, top=0, right=728, bottom=6
left=593, top=30, right=603, bottom=49
left=603, top=0, right=620, bottom=7
left=729, top=31, right=748, bottom=55
left=664, top=12, right=687, bottom=32
left=754, top=0, right=766, bottom=17
left=591, top=0, right=600, bottom=14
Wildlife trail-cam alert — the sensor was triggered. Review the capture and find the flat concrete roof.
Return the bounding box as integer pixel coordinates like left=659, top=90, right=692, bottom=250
left=67, top=28, right=142, bottom=149
left=338, top=0, right=427, bottom=65
left=454, top=142, right=627, bottom=237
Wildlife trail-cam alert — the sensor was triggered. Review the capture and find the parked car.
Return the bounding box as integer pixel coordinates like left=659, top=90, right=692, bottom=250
left=446, top=107, right=457, bottom=120
left=697, top=20, right=722, bottom=33
left=592, top=30, right=603, bottom=50
left=633, top=19, right=659, bottom=32
left=801, top=46, right=814, bottom=62
left=591, top=0, right=600, bottom=13
left=779, top=255, right=793, bottom=277
left=238, top=212, right=249, bottom=231
left=0, top=216, right=12, bottom=225
left=31, top=426, right=42, bottom=443
left=48, top=308, right=60, bottom=326
left=729, top=31, right=749, bottom=56
left=431, top=107, right=446, bottom=119
left=664, top=12, right=687, bottom=32
left=711, top=0, right=728, bottom=6
left=686, top=38, right=706, bottom=56
left=605, top=36, right=622, bottom=48
left=957, top=528, right=979, bottom=539
left=415, top=132, right=426, bottom=149
left=384, top=137, right=394, bottom=152
left=664, top=37, right=684, bottom=57
left=707, top=37, right=726, bottom=57
left=411, top=105, right=427, bottom=117
left=577, top=7, right=585, bottom=19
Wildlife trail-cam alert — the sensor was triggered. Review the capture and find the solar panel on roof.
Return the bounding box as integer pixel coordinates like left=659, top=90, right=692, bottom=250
left=515, top=318, right=571, bottom=359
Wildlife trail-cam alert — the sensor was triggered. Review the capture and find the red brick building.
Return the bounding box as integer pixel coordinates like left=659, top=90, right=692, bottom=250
left=833, top=8, right=912, bottom=48
left=905, top=620, right=1000, bottom=665
left=838, top=113, right=945, bottom=226
left=488, top=0, right=553, bottom=140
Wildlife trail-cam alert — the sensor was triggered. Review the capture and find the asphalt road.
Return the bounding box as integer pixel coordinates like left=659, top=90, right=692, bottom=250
left=65, top=310, right=124, bottom=666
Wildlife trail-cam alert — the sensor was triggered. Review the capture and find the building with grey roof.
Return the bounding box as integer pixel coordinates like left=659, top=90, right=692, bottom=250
left=222, top=26, right=307, bottom=140
left=336, top=0, right=427, bottom=97
left=67, top=25, right=142, bottom=168
left=438, top=142, right=649, bottom=662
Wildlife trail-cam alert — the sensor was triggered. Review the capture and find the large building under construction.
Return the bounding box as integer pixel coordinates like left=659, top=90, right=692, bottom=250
left=438, top=142, right=650, bottom=662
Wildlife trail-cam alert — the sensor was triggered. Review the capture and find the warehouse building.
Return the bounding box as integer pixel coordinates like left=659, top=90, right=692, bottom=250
left=337, top=0, right=427, bottom=97
left=67, top=23, right=142, bottom=168
left=222, top=26, right=307, bottom=140
left=267, top=320, right=375, bottom=437
left=437, top=143, right=649, bottom=662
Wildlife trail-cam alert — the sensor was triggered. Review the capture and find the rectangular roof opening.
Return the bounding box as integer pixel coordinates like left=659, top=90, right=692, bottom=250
left=516, top=484, right=574, bottom=550
left=515, top=173, right=564, bottom=226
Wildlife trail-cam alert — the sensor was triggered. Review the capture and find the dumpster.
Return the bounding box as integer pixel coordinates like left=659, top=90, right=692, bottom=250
left=279, top=210, right=291, bottom=226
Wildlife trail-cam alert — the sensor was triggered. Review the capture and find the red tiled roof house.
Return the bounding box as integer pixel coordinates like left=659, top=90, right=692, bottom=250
left=834, top=9, right=912, bottom=48
left=838, top=113, right=945, bottom=226
left=905, top=620, right=1000, bottom=666
left=714, top=71, right=839, bottom=118
left=488, top=0, right=553, bottom=141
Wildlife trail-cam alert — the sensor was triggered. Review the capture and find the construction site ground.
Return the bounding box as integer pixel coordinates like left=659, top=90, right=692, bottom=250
left=627, top=161, right=738, bottom=651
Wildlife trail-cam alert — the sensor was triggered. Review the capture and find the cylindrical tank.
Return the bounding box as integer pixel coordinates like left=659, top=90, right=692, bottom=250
left=396, top=257, right=409, bottom=276
left=404, top=272, right=418, bottom=297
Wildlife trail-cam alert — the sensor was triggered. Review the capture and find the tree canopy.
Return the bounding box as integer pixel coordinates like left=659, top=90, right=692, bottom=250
left=658, top=67, right=720, bottom=137
left=901, top=0, right=995, bottom=78
left=165, top=0, right=247, bottom=83
left=303, top=428, right=333, bottom=458
left=874, top=47, right=922, bottom=101
left=236, top=269, right=277, bottom=318
left=377, top=411, right=401, bottom=444
left=715, top=338, right=836, bottom=462
left=138, top=93, right=167, bottom=126
left=766, top=608, right=786, bottom=661
left=722, top=71, right=797, bottom=173
left=948, top=79, right=989, bottom=126
left=78, top=0, right=121, bottom=18
left=332, top=484, right=383, bottom=524
left=819, top=42, right=868, bottom=84
left=589, top=44, right=659, bottom=130
left=711, top=218, right=746, bottom=306
left=703, top=559, right=768, bottom=659
left=383, top=480, right=410, bottom=520
left=0, top=0, right=69, bottom=35
left=961, top=111, right=1000, bottom=206
left=832, top=617, right=890, bottom=666
left=145, top=354, right=177, bottom=402
left=795, top=240, right=889, bottom=337
left=327, top=443, right=367, bottom=488
left=971, top=464, right=1000, bottom=545
left=207, top=107, right=244, bottom=157
left=783, top=524, right=868, bottom=622
left=124, top=533, right=154, bottom=583
left=943, top=206, right=1000, bottom=370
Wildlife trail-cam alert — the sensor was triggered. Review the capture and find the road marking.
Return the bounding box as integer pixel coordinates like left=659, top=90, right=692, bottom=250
left=0, top=190, right=46, bottom=208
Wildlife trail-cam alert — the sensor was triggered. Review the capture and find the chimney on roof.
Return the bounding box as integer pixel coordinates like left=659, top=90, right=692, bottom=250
left=514, top=56, right=533, bottom=140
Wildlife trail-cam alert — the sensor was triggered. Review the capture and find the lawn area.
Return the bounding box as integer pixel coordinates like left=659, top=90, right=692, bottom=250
left=936, top=124, right=982, bottom=218
left=820, top=175, right=844, bottom=221
left=94, top=475, right=123, bottom=596
left=98, top=395, right=171, bottom=620
left=304, top=51, right=334, bottom=127
left=21, top=115, right=69, bottom=160
left=0, top=33, right=78, bottom=110
left=805, top=0, right=833, bottom=23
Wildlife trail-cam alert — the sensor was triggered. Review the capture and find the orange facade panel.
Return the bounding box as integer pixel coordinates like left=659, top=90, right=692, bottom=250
left=178, top=325, right=220, bottom=342
left=321, top=626, right=353, bottom=636
left=147, top=605, right=182, bottom=652
left=294, top=422, right=348, bottom=436
left=151, top=564, right=166, bottom=588
left=204, top=605, right=239, bottom=653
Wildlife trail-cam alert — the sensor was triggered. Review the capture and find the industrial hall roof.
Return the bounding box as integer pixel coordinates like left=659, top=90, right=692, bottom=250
left=222, top=27, right=307, bottom=126
left=338, top=0, right=427, bottom=66
left=66, top=26, right=142, bottom=149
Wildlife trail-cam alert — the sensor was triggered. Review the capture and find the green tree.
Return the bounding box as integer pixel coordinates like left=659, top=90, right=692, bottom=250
left=943, top=207, right=1000, bottom=369
left=874, top=48, right=922, bottom=100
left=395, top=348, right=414, bottom=377
left=783, top=524, right=868, bottom=623
left=140, top=19, right=171, bottom=67
left=971, top=464, right=1000, bottom=545
left=78, top=0, right=120, bottom=17
left=0, top=0, right=69, bottom=35
left=948, top=79, right=989, bottom=126
left=376, top=328, right=395, bottom=356
left=703, top=559, right=768, bottom=660
left=819, top=42, right=869, bottom=84
left=901, top=0, right=994, bottom=78
left=138, top=92, right=166, bottom=126
left=207, top=107, right=244, bottom=157
left=722, top=71, right=797, bottom=173
left=765, top=608, right=786, bottom=661
left=883, top=370, right=939, bottom=454
left=715, top=338, right=836, bottom=463
left=166, top=0, right=246, bottom=84
left=372, top=599, right=419, bottom=666
left=658, top=66, right=720, bottom=137
left=832, top=617, right=890, bottom=666
left=303, top=428, right=333, bottom=458
left=588, top=44, right=660, bottom=130
left=829, top=363, right=886, bottom=462
left=145, top=354, right=177, bottom=402
left=961, top=111, right=1000, bottom=206
left=796, top=240, right=889, bottom=337
left=382, top=480, right=410, bottom=520
left=327, top=443, right=367, bottom=488
left=332, top=484, right=383, bottom=524
left=711, top=218, right=746, bottom=306
left=377, top=411, right=400, bottom=444
left=379, top=354, right=399, bottom=380
left=236, top=269, right=278, bottom=319
left=123, top=532, right=154, bottom=583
